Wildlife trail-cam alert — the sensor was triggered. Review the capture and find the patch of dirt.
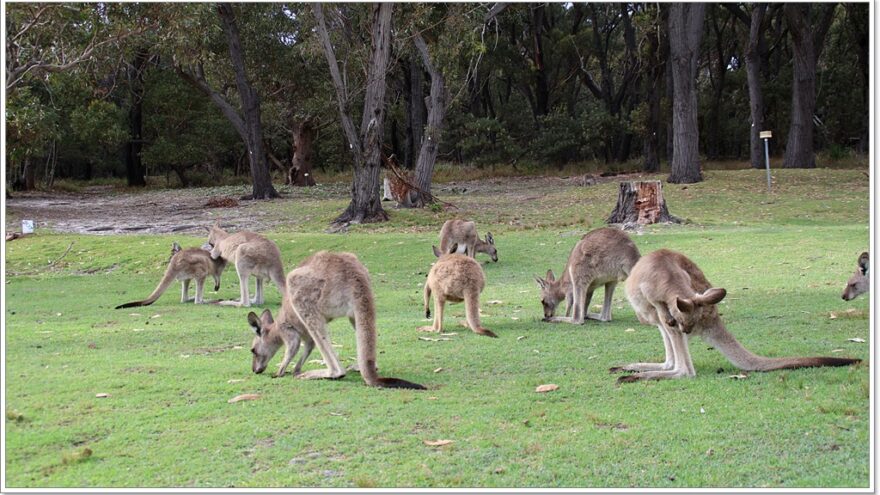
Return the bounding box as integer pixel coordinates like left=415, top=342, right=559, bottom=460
left=5, top=186, right=286, bottom=235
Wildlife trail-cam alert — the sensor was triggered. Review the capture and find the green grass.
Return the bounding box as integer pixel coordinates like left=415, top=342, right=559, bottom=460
left=3, top=169, right=870, bottom=488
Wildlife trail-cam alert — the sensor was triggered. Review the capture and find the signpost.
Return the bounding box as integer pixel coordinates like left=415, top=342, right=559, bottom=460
left=760, top=130, right=772, bottom=193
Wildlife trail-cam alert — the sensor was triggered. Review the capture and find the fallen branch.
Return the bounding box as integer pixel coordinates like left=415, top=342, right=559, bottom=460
left=49, top=241, right=74, bottom=266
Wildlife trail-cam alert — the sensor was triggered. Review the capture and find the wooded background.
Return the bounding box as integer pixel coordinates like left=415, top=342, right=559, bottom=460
left=5, top=3, right=869, bottom=212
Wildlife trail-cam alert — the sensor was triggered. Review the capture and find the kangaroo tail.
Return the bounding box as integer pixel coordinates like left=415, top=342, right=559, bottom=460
left=464, top=289, right=496, bottom=338
left=115, top=266, right=177, bottom=309
left=354, top=298, right=426, bottom=389
left=703, top=324, right=861, bottom=371
left=423, top=282, right=432, bottom=318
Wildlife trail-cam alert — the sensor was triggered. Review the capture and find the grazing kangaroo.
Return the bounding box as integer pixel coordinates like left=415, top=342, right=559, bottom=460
left=422, top=243, right=497, bottom=338
left=247, top=251, right=425, bottom=389
left=535, top=227, right=640, bottom=324
left=206, top=223, right=286, bottom=307
left=841, top=252, right=869, bottom=301
left=115, top=242, right=226, bottom=309
left=612, top=249, right=861, bottom=383
left=432, top=219, right=498, bottom=262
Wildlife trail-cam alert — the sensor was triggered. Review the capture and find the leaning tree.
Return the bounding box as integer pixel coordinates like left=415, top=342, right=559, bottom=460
left=313, top=3, right=394, bottom=225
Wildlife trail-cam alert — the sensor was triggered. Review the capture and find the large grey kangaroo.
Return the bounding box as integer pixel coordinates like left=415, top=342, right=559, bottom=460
left=205, top=223, right=286, bottom=307
left=612, top=249, right=861, bottom=383
left=536, top=227, right=640, bottom=324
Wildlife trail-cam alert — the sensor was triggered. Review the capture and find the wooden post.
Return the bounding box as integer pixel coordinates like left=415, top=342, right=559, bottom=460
left=606, top=180, right=681, bottom=225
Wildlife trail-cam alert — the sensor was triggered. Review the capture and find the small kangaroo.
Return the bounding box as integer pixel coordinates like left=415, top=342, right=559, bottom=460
left=841, top=252, right=869, bottom=301
left=422, top=243, right=497, bottom=338
left=116, top=242, right=226, bottom=309
left=432, top=219, right=497, bottom=262
left=247, top=251, right=425, bottom=389
left=205, top=223, right=286, bottom=307
left=535, top=227, right=640, bottom=324
left=612, top=249, right=861, bottom=383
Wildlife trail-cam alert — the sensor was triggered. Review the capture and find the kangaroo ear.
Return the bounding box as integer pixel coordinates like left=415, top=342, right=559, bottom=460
left=260, top=308, right=274, bottom=324
left=486, top=232, right=494, bottom=245
left=545, top=269, right=555, bottom=282
left=858, top=252, right=869, bottom=275
left=448, top=243, right=458, bottom=254
left=675, top=297, right=695, bottom=313
left=535, top=276, right=546, bottom=289
left=432, top=245, right=441, bottom=257
left=171, top=242, right=181, bottom=253
left=247, top=312, right=262, bottom=336
left=696, top=288, right=726, bottom=306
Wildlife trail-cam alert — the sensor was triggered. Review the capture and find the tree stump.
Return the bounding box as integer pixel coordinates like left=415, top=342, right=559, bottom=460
left=606, top=180, right=680, bottom=225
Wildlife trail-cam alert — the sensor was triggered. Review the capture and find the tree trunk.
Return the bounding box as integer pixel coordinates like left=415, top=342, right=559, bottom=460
left=125, top=47, right=148, bottom=187
left=404, top=32, right=446, bottom=208
left=406, top=57, right=425, bottom=170
left=530, top=4, right=549, bottom=118
left=782, top=4, right=836, bottom=169
left=290, top=120, right=316, bottom=187
left=667, top=3, right=706, bottom=184
left=22, top=156, right=36, bottom=191
left=314, top=3, right=392, bottom=224
left=745, top=4, right=768, bottom=169
left=606, top=181, right=680, bottom=225
left=217, top=3, right=278, bottom=199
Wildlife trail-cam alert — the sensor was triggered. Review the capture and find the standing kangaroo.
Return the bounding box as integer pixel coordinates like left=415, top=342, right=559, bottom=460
left=612, top=249, right=861, bottom=383
left=841, top=252, right=869, bottom=301
left=535, top=227, right=640, bottom=324
left=422, top=243, right=497, bottom=338
left=206, top=223, right=286, bottom=307
left=115, top=242, right=226, bottom=309
left=432, top=219, right=498, bottom=262
left=246, top=251, right=425, bottom=389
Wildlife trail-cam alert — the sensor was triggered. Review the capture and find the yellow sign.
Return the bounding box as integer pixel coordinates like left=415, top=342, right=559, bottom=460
left=759, top=130, right=772, bottom=139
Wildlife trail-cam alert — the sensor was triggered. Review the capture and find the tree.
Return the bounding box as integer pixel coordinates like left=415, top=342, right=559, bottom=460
left=124, top=47, right=151, bottom=187
left=216, top=3, right=277, bottom=198
left=667, top=3, right=706, bottom=184
left=782, top=4, right=836, bottom=169
left=314, top=3, right=394, bottom=224
left=401, top=32, right=447, bottom=208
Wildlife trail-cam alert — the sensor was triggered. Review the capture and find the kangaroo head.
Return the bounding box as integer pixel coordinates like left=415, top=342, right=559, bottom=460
left=535, top=269, right=566, bottom=319
left=247, top=309, right=285, bottom=374
left=171, top=242, right=182, bottom=254
left=842, top=252, right=869, bottom=301
left=206, top=223, right=228, bottom=259
left=480, top=233, right=498, bottom=262
left=668, top=288, right=727, bottom=333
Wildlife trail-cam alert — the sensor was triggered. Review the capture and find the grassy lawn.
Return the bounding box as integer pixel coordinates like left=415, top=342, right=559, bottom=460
left=3, top=168, right=871, bottom=488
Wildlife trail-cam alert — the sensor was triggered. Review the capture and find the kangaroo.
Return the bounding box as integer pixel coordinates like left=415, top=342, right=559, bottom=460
left=841, top=252, right=869, bottom=301
left=205, top=223, right=286, bottom=307
left=432, top=219, right=498, bottom=262
left=422, top=243, right=497, bottom=338
left=535, top=227, right=640, bottom=324
left=612, top=249, right=861, bottom=383
left=246, top=251, right=425, bottom=389
left=115, top=242, right=226, bottom=309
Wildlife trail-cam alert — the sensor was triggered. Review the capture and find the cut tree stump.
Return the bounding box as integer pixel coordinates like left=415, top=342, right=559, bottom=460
left=606, top=180, right=681, bottom=225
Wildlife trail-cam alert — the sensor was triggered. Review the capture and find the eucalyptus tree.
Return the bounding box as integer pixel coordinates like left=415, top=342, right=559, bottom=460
left=667, top=3, right=706, bottom=184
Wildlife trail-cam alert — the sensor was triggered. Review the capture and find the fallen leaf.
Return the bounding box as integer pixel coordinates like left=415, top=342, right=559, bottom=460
left=95, top=393, right=110, bottom=398
left=848, top=338, right=866, bottom=343
left=228, top=393, right=260, bottom=403
left=831, top=349, right=845, bottom=353
left=150, top=314, right=161, bottom=319
left=535, top=384, right=559, bottom=393
left=700, top=407, right=706, bottom=414
left=829, top=312, right=838, bottom=320
left=308, top=359, right=326, bottom=365
left=516, top=336, right=527, bottom=341
left=727, top=374, right=748, bottom=380
left=511, top=317, right=520, bottom=321
left=180, top=354, right=191, bottom=358
left=433, top=367, right=443, bottom=373
left=487, top=300, right=503, bottom=305
left=329, top=412, right=345, bottom=417
left=128, top=313, right=142, bottom=316
left=227, top=379, right=245, bottom=384
left=625, top=328, right=635, bottom=333
left=439, top=332, right=458, bottom=337
left=427, top=396, right=438, bottom=400
left=423, top=439, right=453, bottom=447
